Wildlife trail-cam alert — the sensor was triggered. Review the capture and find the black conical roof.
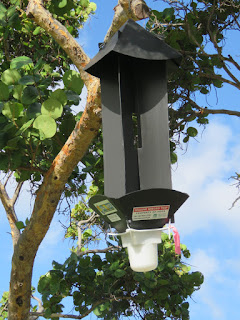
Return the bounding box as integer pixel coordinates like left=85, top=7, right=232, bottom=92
left=84, top=19, right=181, bottom=78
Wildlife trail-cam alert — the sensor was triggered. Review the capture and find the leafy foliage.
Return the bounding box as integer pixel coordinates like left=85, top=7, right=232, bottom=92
left=147, top=0, right=240, bottom=152
left=37, top=235, right=203, bottom=320
left=0, top=56, right=81, bottom=181
left=0, top=292, right=8, bottom=320
left=0, top=0, right=96, bottom=185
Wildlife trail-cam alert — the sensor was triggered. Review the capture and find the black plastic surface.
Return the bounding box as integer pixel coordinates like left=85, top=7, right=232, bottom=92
left=84, top=19, right=182, bottom=78
left=89, top=189, right=189, bottom=233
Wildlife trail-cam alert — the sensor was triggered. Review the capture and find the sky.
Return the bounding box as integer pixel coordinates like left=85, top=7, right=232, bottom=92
left=0, top=0, right=240, bottom=319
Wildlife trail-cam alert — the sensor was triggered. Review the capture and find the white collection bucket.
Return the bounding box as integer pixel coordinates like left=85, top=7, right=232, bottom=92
left=119, top=228, right=163, bottom=272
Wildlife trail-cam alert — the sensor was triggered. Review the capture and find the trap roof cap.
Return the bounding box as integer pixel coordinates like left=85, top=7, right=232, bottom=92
left=84, top=19, right=182, bottom=78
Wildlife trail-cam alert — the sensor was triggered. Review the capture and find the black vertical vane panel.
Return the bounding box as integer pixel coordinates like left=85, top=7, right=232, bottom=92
left=84, top=20, right=189, bottom=232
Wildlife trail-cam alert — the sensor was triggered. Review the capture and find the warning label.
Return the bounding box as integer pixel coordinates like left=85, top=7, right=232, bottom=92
left=94, top=200, right=117, bottom=215
left=132, top=205, right=170, bottom=221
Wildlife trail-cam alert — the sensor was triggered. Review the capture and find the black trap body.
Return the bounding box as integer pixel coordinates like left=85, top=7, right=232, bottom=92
left=85, top=20, right=188, bottom=233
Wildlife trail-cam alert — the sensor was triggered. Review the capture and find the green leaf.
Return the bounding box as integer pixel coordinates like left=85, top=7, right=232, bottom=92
left=41, top=98, right=63, bottom=119
left=92, top=255, right=103, bottom=269
left=158, top=279, right=169, bottom=285
left=93, top=305, right=102, bottom=316
left=5, top=136, right=23, bottom=150
left=19, top=75, right=35, bottom=85
left=200, top=87, right=209, bottom=94
left=58, top=0, right=67, bottom=8
left=163, top=7, right=174, bottom=21
left=52, top=261, right=64, bottom=270
left=0, top=156, right=9, bottom=171
left=80, top=0, right=89, bottom=7
left=44, top=308, right=52, bottom=318
left=16, top=221, right=25, bottom=230
left=13, top=85, right=24, bottom=100
left=2, top=102, right=23, bottom=119
left=183, top=136, right=189, bottom=143
left=33, top=115, right=57, bottom=139
left=114, top=269, right=126, bottom=278
left=78, top=256, right=91, bottom=268
left=51, top=89, right=67, bottom=106
left=212, top=79, right=223, bottom=88
left=16, top=119, right=34, bottom=135
left=82, top=228, right=92, bottom=239
left=63, top=70, right=84, bottom=94
left=161, top=232, right=168, bottom=241
left=7, top=6, right=17, bottom=18
left=180, top=244, right=187, bottom=251
left=171, top=152, right=178, bottom=164
left=110, top=261, right=120, bottom=271
left=182, top=302, right=189, bottom=309
left=38, top=275, right=50, bottom=293
left=1, top=69, right=21, bottom=85
left=144, top=278, right=157, bottom=288
left=10, top=56, right=33, bottom=69
left=0, top=81, right=9, bottom=100
left=187, top=127, right=198, bottom=137
left=27, top=103, right=41, bottom=119
left=49, top=281, right=60, bottom=294
left=33, top=26, right=42, bottom=35
left=197, top=117, right=209, bottom=125
left=22, top=86, right=39, bottom=105
left=66, top=90, right=80, bottom=105
left=89, top=2, right=97, bottom=11
left=0, top=2, right=7, bottom=13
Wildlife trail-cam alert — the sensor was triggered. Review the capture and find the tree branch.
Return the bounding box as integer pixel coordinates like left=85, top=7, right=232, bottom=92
left=29, top=296, right=132, bottom=319
left=11, top=182, right=24, bottom=207
left=0, top=182, right=20, bottom=247
left=76, top=213, right=96, bottom=256
left=176, top=94, right=240, bottom=117
left=30, top=299, right=106, bottom=320
left=26, top=0, right=91, bottom=86
left=29, top=296, right=44, bottom=320
left=78, top=246, right=121, bottom=257
left=104, top=0, right=149, bottom=42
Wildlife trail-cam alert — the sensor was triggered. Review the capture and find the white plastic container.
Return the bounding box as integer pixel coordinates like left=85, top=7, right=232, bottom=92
left=119, top=228, right=164, bottom=272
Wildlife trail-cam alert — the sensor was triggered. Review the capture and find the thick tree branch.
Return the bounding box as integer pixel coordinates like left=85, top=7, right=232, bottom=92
left=104, top=0, right=149, bottom=42
left=26, top=0, right=91, bottom=87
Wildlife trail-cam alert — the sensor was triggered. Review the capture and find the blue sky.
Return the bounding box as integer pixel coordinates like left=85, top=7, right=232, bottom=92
left=1, top=0, right=240, bottom=319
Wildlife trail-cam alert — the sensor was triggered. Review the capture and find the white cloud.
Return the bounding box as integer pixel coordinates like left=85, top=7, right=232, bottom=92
left=190, top=249, right=226, bottom=319
left=201, top=294, right=225, bottom=320
left=190, top=249, right=220, bottom=278
left=172, top=121, right=240, bottom=235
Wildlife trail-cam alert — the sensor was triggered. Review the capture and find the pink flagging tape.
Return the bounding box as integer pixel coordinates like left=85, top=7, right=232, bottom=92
left=170, top=225, right=181, bottom=255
